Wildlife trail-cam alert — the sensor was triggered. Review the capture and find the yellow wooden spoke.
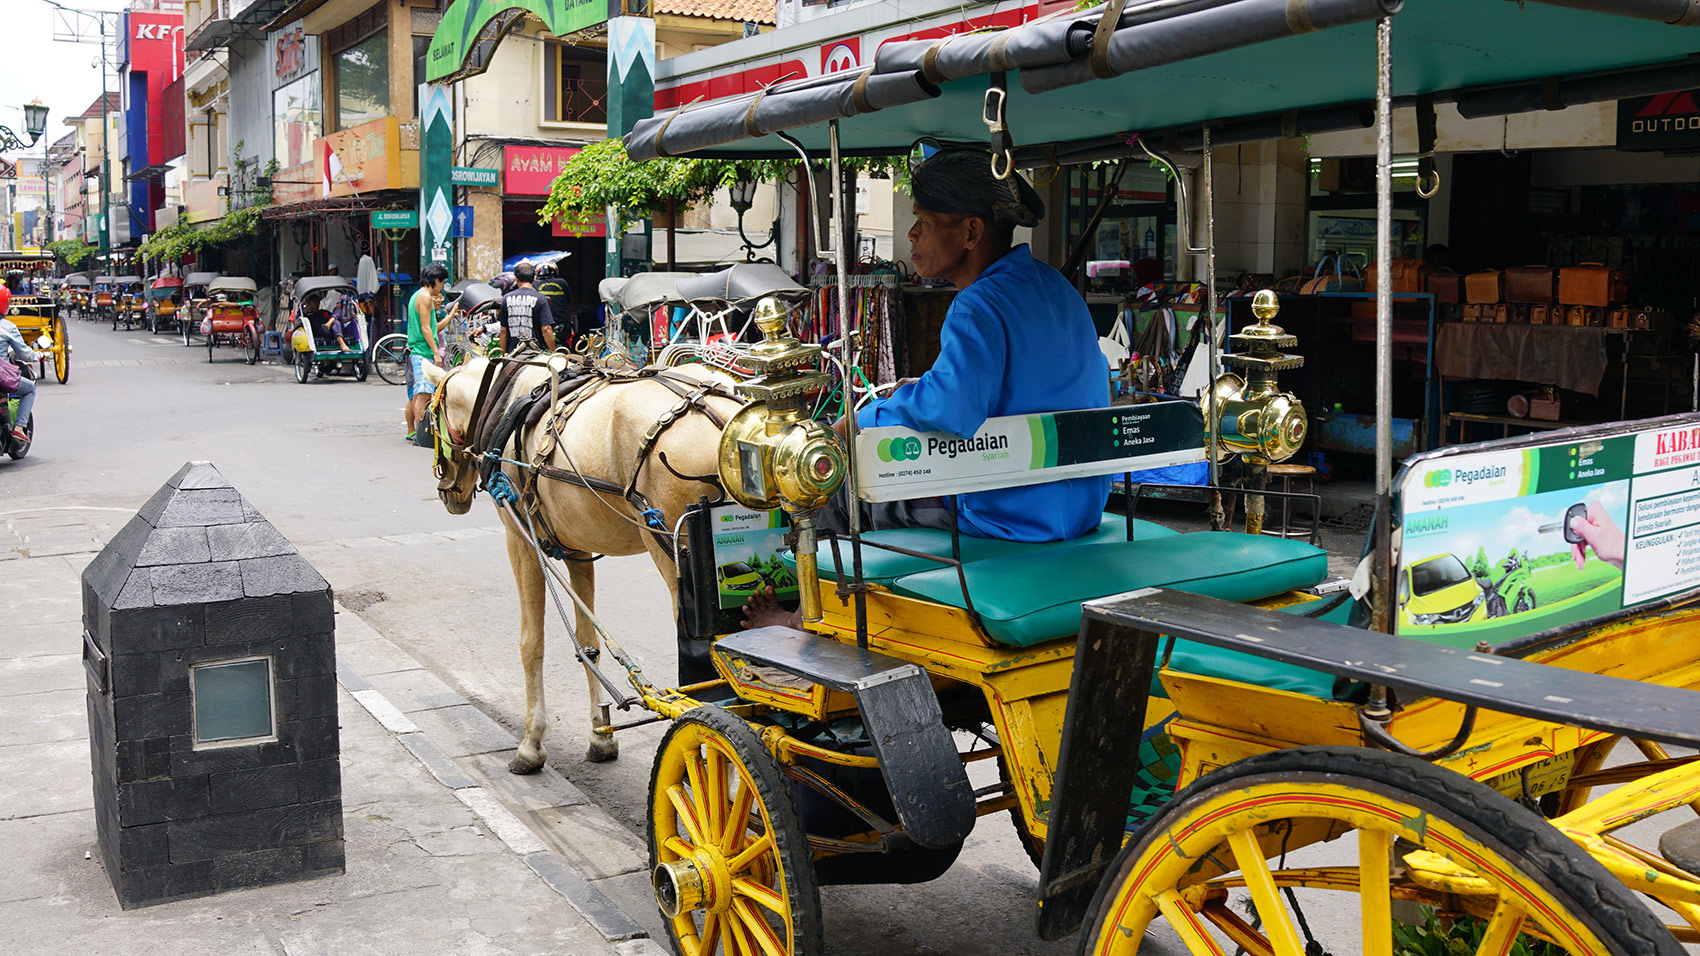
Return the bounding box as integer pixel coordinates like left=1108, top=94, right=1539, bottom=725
left=1197, top=899, right=1275, bottom=956
left=704, top=743, right=728, bottom=838
left=720, top=778, right=755, bottom=852
left=734, top=876, right=787, bottom=914
left=723, top=906, right=754, bottom=956
left=733, top=898, right=787, bottom=956
left=669, top=784, right=710, bottom=848
left=728, top=831, right=775, bottom=874
left=1226, top=830, right=1305, bottom=956
left=698, top=911, right=721, bottom=956
left=1155, top=889, right=1232, bottom=955
left=1358, top=828, right=1393, bottom=956
left=684, top=746, right=712, bottom=835
left=662, top=836, right=695, bottom=861
left=1474, top=900, right=1528, bottom=956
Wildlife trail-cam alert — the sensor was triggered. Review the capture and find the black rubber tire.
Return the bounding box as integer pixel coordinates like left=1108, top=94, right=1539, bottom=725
left=1078, top=745, right=1682, bottom=956
left=1487, top=591, right=1508, bottom=618
left=207, top=334, right=215, bottom=363
left=374, top=336, right=408, bottom=386
left=7, top=414, right=31, bottom=460
left=294, top=351, right=310, bottom=384
left=997, top=750, right=1045, bottom=871
left=181, top=315, right=192, bottom=346
left=1516, top=590, right=1537, bottom=614
left=355, top=357, right=369, bottom=382
left=649, top=706, right=824, bottom=956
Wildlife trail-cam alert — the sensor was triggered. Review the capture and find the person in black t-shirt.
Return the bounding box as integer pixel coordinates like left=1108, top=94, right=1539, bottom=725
left=534, top=263, right=574, bottom=349
left=498, top=262, right=555, bottom=352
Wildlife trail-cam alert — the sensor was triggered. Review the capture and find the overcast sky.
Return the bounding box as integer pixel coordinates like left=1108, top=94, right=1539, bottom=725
left=1, top=0, right=135, bottom=161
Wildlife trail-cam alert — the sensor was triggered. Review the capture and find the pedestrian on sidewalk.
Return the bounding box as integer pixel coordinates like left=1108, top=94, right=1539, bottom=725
left=406, top=264, right=450, bottom=443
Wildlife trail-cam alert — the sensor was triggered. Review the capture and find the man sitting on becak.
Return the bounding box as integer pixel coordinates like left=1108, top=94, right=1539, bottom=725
left=745, top=148, right=1109, bottom=628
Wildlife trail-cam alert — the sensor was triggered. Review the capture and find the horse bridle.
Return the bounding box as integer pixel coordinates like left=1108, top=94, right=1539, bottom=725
left=430, top=361, right=494, bottom=484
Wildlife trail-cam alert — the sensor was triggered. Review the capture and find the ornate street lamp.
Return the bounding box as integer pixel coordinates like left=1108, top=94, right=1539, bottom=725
left=730, top=171, right=776, bottom=262
left=0, top=99, right=49, bottom=151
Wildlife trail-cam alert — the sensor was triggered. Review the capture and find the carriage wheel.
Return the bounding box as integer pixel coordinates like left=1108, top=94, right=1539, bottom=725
left=51, top=318, right=69, bottom=384
left=1077, top=746, right=1676, bottom=956
left=649, top=706, right=823, bottom=956
left=247, top=329, right=261, bottom=366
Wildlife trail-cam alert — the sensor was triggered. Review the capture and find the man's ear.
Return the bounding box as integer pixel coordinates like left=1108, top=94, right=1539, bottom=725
left=962, top=215, right=986, bottom=250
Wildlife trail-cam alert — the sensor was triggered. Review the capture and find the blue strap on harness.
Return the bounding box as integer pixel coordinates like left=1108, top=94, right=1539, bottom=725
left=640, top=508, right=666, bottom=531
left=486, top=471, right=573, bottom=561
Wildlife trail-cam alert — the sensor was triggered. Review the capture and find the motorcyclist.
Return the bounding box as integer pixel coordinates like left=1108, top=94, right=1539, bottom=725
left=534, top=262, right=574, bottom=349
left=0, top=301, right=40, bottom=444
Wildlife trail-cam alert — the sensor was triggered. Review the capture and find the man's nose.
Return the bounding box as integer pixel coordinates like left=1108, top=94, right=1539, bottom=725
left=907, top=222, right=920, bottom=241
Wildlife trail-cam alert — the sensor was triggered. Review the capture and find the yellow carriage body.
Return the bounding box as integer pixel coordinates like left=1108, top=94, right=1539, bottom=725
left=1, top=256, right=70, bottom=384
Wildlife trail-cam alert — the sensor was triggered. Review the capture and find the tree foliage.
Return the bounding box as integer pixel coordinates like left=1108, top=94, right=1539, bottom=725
left=47, top=239, right=96, bottom=269
left=538, top=138, right=901, bottom=237
left=137, top=205, right=266, bottom=264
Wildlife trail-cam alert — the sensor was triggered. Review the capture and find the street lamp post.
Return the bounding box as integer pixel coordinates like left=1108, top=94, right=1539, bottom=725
left=36, top=0, right=111, bottom=264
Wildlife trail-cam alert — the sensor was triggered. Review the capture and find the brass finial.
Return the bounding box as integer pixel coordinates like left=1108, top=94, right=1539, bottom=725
left=1251, top=289, right=1279, bottom=321
left=752, top=296, right=788, bottom=337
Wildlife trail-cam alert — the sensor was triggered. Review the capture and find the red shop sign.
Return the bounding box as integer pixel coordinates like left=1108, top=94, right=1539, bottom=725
left=504, top=145, right=582, bottom=196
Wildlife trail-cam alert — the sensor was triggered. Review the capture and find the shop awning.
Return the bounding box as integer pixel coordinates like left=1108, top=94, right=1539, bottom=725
left=427, top=1, right=611, bottom=84
left=626, top=0, right=1700, bottom=161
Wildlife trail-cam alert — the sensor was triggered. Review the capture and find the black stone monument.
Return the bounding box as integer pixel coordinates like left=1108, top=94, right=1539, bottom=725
left=82, top=461, right=344, bottom=908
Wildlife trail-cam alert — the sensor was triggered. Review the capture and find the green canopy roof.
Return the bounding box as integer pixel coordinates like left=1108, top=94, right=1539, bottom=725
left=635, top=0, right=1700, bottom=158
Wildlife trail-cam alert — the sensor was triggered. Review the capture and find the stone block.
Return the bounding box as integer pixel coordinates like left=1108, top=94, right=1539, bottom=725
left=134, top=527, right=212, bottom=568
left=290, top=715, right=340, bottom=762
left=148, top=561, right=243, bottom=605
left=209, top=846, right=305, bottom=891
left=293, top=589, right=335, bottom=634
left=110, top=649, right=192, bottom=698
left=300, top=838, right=346, bottom=875
left=239, top=554, right=327, bottom=599
left=167, top=801, right=342, bottom=863
left=204, top=594, right=292, bottom=645
left=113, top=692, right=192, bottom=741
left=115, top=822, right=171, bottom=869
left=205, top=522, right=295, bottom=561
left=274, top=633, right=336, bottom=680
left=208, top=764, right=301, bottom=814
left=117, top=775, right=208, bottom=827
left=116, top=736, right=173, bottom=784
left=296, top=758, right=342, bottom=803
left=108, top=604, right=204, bottom=654
left=113, top=858, right=215, bottom=909
left=154, top=488, right=246, bottom=529
left=171, top=733, right=298, bottom=777
left=281, top=674, right=339, bottom=720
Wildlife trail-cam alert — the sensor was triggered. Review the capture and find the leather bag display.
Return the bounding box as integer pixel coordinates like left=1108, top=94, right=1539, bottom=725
left=1367, top=258, right=1430, bottom=294
left=1428, top=270, right=1464, bottom=304
left=1465, top=270, right=1503, bottom=305
left=1558, top=263, right=1627, bottom=307
left=1530, top=305, right=1550, bottom=326
left=1504, top=266, right=1556, bottom=304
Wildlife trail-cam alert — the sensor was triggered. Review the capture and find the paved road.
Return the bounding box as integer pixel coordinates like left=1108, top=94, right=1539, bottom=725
left=4, top=317, right=1119, bottom=955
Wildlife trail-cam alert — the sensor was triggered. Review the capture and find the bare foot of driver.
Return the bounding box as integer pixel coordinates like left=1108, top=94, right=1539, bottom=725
left=741, top=586, right=803, bottom=630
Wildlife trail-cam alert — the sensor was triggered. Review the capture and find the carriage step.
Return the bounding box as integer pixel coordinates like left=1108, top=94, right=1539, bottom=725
left=714, top=627, right=975, bottom=849
left=1658, top=819, right=1700, bottom=877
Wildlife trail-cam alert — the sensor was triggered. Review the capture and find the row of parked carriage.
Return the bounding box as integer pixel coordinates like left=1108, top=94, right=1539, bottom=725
left=54, top=271, right=371, bottom=381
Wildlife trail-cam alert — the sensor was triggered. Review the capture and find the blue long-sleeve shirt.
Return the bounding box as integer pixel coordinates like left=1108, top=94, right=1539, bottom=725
left=857, top=245, right=1110, bottom=541
left=0, top=320, right=39, bottom=365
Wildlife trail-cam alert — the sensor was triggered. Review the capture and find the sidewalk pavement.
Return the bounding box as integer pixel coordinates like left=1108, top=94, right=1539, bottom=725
left=0, top=522, right=665, bottom=956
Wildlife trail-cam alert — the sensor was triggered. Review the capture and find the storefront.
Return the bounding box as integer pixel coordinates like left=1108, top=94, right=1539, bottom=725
left=499, top=144, right=606, bottom=329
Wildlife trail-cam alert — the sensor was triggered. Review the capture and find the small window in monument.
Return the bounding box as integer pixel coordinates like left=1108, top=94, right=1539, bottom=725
left=191, top=657, right=276, bottom=747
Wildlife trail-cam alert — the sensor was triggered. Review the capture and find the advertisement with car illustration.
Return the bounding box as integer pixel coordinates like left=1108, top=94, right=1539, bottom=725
left=1395, top=420, right=1700, bottom=647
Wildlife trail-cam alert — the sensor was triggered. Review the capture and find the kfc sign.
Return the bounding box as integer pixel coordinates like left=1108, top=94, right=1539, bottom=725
left=134, top=23, right=180, bottom=39
left=125, top=11, right=184, bottom=79
left=821, top=38, right=860, bottom=75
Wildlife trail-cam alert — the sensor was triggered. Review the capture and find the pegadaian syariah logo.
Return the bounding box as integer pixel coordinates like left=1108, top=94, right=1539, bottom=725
left=876, top=437, right=923, bottom=463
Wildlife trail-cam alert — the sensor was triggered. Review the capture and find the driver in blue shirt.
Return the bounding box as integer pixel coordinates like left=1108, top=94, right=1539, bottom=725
left=745, top=148, right=1109, bottom=627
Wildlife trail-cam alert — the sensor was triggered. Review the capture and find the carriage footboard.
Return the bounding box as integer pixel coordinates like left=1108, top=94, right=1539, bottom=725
left=714, top=626, right=976, bottom=849
left=1035, top=586, right=1700, bottom=941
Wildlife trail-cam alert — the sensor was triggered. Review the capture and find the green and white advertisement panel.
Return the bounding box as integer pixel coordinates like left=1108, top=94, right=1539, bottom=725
left=1395, top=413, right=1700, bottom=647
left=855, top=402, right=1206, bottom=503
left=709, top=506, right=797, bottom=612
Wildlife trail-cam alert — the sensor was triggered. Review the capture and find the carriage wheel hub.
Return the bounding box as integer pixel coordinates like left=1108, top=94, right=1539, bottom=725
left=655, top=849, right=732, bottom=918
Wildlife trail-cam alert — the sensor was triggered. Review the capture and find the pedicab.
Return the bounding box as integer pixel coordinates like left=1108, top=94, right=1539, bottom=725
left=64, top=274, right=91, bottom=319
left=145, top=275, right=184, bottom=335
left=286, top=275, right=369, bottom=383
left=200, top=276, right=261, bottom=364
left=178, top=272, right=220, bottom=346
left=90, top=276, right=117, bottom=322
left=428, top=2, right=1700, bottom=953
left=2, top=253, right=70, bottom=385
left=110, top=276, right=145, bottom=331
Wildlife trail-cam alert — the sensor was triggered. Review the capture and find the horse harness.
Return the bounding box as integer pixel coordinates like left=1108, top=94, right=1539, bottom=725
left=434, top=353, right=736, bottom=562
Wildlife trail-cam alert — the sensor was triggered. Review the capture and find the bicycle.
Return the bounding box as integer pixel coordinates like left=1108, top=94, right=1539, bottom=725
left=371, top=332, right=409, bottom=386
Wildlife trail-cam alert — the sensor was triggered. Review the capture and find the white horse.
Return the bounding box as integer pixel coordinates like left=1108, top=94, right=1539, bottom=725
left=425, top=356, right=742, bottom=771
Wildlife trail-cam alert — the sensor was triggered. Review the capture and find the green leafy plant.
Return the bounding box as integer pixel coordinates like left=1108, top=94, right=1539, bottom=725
left=538, top=138, right=901, bottom=237
left=46, top=238, right=96, bottom=269
left=1393, top=907, right=1564, bottom=956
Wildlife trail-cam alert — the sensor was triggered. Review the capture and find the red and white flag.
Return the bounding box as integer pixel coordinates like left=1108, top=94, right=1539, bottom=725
left=321, top=140, right=344, bottom=197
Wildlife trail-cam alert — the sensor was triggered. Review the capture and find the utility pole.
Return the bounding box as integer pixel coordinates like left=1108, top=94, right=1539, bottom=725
left=39, top=0, right=114, bottom=262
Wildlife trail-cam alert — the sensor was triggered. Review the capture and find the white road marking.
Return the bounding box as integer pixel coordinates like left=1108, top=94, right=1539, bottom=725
left=455, top=787, right=548, bottom=855
left=350, top=688, right=420, bottom=734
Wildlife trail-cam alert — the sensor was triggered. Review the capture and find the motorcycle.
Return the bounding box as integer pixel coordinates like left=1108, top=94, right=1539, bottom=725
left=2, top=363, right=35, bottom=461
left=1480, top=550, right=1536, bottom=617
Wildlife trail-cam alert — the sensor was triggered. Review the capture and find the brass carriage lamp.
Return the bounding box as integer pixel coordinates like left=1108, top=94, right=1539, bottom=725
left=1205, top=290, right=1308, bottom=464
left=716, top=296, right=847, bottom=623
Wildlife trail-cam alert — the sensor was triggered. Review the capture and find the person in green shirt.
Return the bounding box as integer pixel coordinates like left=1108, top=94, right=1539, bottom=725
left=406, top=263, right=450, bottom=442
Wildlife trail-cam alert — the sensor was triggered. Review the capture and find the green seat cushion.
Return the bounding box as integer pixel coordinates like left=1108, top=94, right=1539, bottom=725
left=797, top=513, right=1178, bottom=587
left=891, top=532, right=1329, bottom=648
left=1155, top=599, right=1352, bottom=700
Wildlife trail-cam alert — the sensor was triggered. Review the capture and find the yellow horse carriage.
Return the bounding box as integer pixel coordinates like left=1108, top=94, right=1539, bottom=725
left=440, top=1, right=1700, bottom=953
left=2, top=253, right=70, bottom=384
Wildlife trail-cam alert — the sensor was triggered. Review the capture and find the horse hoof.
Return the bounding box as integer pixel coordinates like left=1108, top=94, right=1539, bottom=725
left=585, top=737, right=619, bottom=763
left=508, top=752, right=545, bottom=775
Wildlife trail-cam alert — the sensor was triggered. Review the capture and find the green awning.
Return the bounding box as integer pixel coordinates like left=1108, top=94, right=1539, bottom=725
left=630, top=0, right=1700, bottom=159
left=427, top=0, right=608, bottom=84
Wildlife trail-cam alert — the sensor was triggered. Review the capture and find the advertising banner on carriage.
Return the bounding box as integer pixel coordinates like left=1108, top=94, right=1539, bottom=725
left=1395, top=414, right=1700, bottom=648
left=855, top=402, right=1206, bottom=503
left=709, top=505, right=798, bottom=613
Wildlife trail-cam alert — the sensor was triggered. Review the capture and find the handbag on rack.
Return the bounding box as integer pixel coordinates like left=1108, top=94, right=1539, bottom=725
left=1367, top=258, right=1430, bottom=294
left=1428, top=270, right=1464, bottom=304
left=1465, top=270, right=1503, bottom=305
left=1504, top=266, right=1556, bottom=304
left=1558, top=262, right=1628, bottom=307
left=1300, top=254, right=1365, bottom=295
